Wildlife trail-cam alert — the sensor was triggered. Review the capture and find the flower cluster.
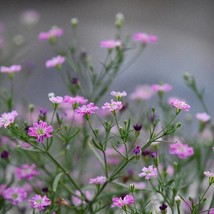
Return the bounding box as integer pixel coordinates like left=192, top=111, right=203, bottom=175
left=29, top=194, right=51, bottom=211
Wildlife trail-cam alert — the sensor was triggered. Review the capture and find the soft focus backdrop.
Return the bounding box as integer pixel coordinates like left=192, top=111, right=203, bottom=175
left=0, top=0, right=214, bottom=116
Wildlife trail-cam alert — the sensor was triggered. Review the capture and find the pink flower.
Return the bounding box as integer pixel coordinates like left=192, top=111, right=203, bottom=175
left=204, top=171, right=214, bottom=178
left=28, top=120, right=53, bottom=143
left=106, top=146, right=125, bottom=165
left=151, top=83, right=172, bottom=93
left=139, top=165, right=158, bottom=180
left=38, top=26, right=63, bottom=41
left=63, top=95, right=88, bottom=106
left=20, top=10, right=40, bottom=25
left=169, top=98, right=190, bottom=112
left=133, top=32, right=158, bottom=44
left=72, top=190, right=92, bottom=206
left=210, top=208, right=214, bottom=214
left=49, top=96, right=63, bottom=104
left=29, top=194, right=51, bottom=211
left=3, top=187, right=27, bottom=205
left=112, top=194, right=134, bottom=208
left=100, top=40, right=121, bottom=49
left=75, top=103, right=99, bottom=116
left=131, top=182, right=146, bottom=190
left=0, top=110, right=18, bottom=128
left=196, top=112, right=210, bottom=122
left=0, top=65, right=21, bottom=73
left=130, top=85, right=154, bottom=100
left=46, top=55, right=65, bottom=68
left=15, top=164, right=39, bottom=180
left=102, top=99, right=123, bottom=112
left=169, top=142, right=194, bottom=159
left=89, top=176, right=107, bottom=185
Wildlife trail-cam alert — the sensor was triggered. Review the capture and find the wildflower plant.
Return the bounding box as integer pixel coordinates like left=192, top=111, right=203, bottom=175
left=0, top=12, right=213, bottom=214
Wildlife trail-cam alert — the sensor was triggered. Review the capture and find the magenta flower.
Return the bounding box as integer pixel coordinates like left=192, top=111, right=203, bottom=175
left=169, top=142, right=194, bottom=159
left=49, top=96, right=63, bottom=104
left=0, top=65, right=21, bottom=73
left=63, top=95, right=88, bottom=105
left=133, top=32, right=158, bottom=44
left=38, top=26, right=63, bottom=41
left=0, top=110, right=18, bottom=128
left=89, top=176, right=107, bottom=185
left=151, top=83, right=173, bottom=93
left=169, top=98, right=191, bottom=112
left=100, top=40, right=121, bottom=49
left=130, top=85, right=154, bottom=100
left=28, top=120, right=53, bottom=143
left=3, top=187, right=27, bottom=205
left=15, top=164, right=39, bottom=180
left=139, top=165, right=158, bottom=180
left=210, top=208, right=214, bottom=214
left=196, top=112, right=210, bottom=122
left=102, top=99, right=123, bottom=112
left=46, top=55, right=65, bottom=68
left=75, top=103, right=99, bottom=116
left=29, top=194, right=51, bottom=211
left=112, top=194, right=134, bottom=208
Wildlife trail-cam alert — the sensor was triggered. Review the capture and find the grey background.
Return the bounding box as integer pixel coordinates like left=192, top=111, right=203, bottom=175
left=0, top=0, right=214, bottom=116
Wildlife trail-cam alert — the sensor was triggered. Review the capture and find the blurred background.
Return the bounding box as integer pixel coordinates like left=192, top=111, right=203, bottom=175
left=0, top=0, right=214, bottom=116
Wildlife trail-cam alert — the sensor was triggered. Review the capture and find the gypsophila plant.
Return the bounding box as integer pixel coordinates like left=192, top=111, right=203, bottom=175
left=0, top=12, right=213, bottom=214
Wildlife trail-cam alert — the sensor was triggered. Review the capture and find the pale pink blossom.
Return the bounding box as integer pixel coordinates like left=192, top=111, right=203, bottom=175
left=49, top=96, right=63, bottom=104
left=100, top=40, right=121, bottom=49
left=72, top=190, right=92, bottom=206
left=62, top=109, right=84, bottom=125
left=0, top=65, right=21, bottom=73
left=169, top=142, right=194, bottom=159
left=196, top=112, right=211, bottom=122
left=3, top=187, right=27, bottom=205
left=75, top=103, right=99, bottom=116
left=151, top=83, right=172, bottom=93
left=46, top=55, right=65, bottom=68
left=169, top=98, right=190, bottom=112
left=111, top=91, right=127, bottom=98
left=38, top=26, right=63, bottom=41
left=29, top=194, right=51, bottom=211
left=131, top=182, right=146, bottom=190
left=112, top=194, right=134, bottom=208
left=102, top=99, right=123, bottom=112
left=63, top=95, right=88, bottom=106
left=0, top=111, right=18, bottom=128
left=89, top=176, right=107, bottom=185
left=139, top=165, right=158, bottom=180
left=106, top=146, right=125, bottom=165
left=130, top=85, right=154, bottom=100
left=20, top=10, right=40, bottom=25
left=204, top=171, right=214, bottom=178
left=133, top=32, right=158, bottom=44
left=28, top=120, right=53, bottom=143
left=15, top=164, right=39, bottom=180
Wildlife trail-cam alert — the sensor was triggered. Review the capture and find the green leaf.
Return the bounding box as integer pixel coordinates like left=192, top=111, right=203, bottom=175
left=53, top=172, right=64, bottom=192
